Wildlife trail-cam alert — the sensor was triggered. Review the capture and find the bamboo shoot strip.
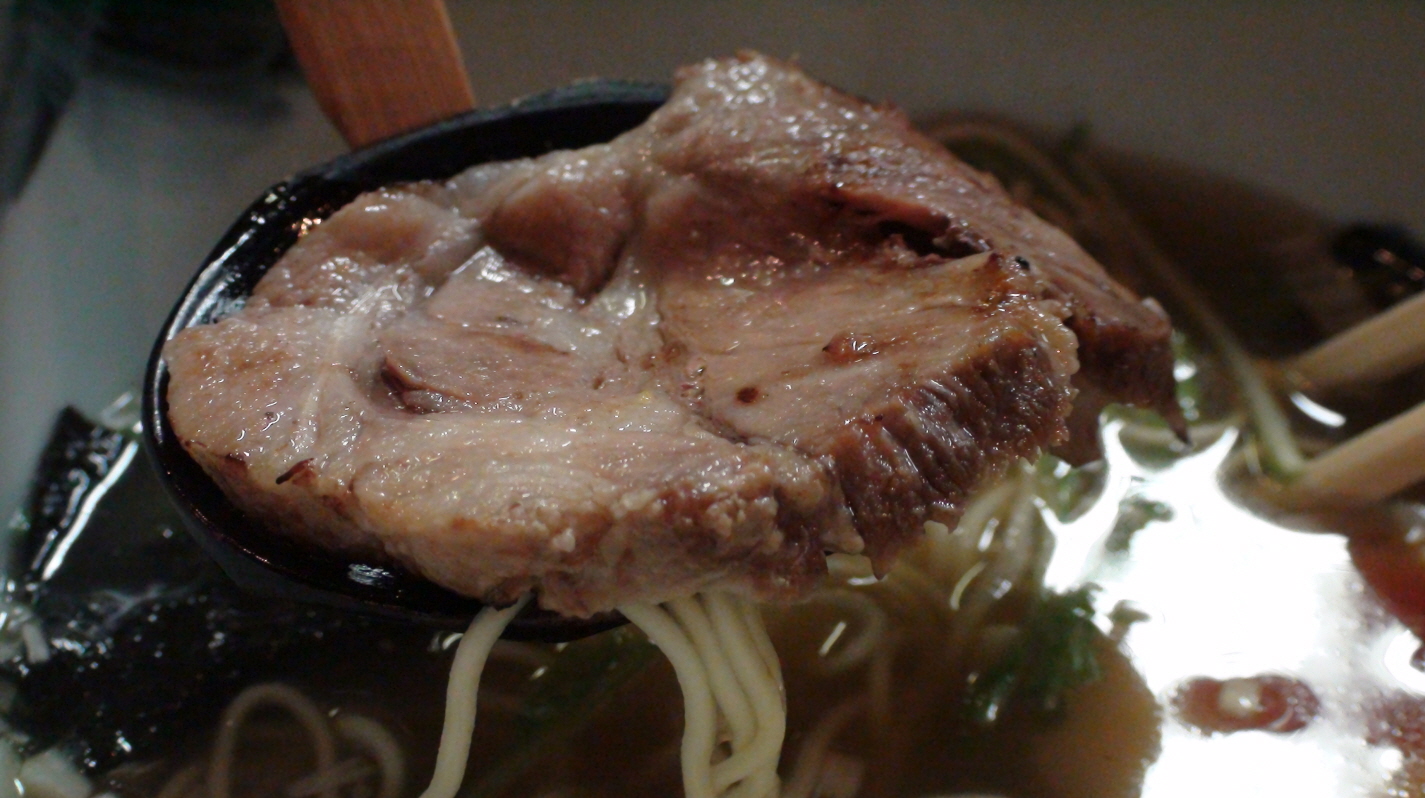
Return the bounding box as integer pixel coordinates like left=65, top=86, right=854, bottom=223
left=1290, top=399, right=1425, bottom=504
left=1286, top=290, right=1425, bottom=390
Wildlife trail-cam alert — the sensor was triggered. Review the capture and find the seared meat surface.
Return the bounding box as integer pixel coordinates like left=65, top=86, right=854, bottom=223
left=164, top=54, right=1178, bottom=616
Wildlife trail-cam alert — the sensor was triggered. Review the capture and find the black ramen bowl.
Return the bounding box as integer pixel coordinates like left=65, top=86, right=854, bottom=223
left=142, top=80, right=670, bottom=641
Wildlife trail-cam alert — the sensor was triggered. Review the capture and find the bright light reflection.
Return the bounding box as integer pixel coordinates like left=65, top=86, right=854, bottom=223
left=1040, top=419, right=1139, bottom=592
left=1290, top=392, right=1348, bottom=428
left=1143, top=727, right=1357, bottom=797
left=1035, top=416, right=1408, bottom=797
left=1378, top=625, right=1425, bottom=694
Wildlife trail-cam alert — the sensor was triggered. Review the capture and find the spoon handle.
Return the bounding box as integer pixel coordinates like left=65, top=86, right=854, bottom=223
left=275, top=0, right=475, bottom=148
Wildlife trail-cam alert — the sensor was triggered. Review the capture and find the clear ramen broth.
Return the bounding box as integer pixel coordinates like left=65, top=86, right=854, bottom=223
left=3, top=117, right=1423, bottom=798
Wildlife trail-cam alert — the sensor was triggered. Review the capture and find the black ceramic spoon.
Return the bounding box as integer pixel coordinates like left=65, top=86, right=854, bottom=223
left=142, top=80, right=669, bottom=641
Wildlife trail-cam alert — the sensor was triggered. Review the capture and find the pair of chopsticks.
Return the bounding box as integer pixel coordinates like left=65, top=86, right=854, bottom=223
left=1282, top=292, right=1425, bottom=504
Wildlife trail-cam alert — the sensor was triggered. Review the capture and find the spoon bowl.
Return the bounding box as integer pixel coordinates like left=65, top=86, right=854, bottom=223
left=142, top=80, right=669, bottom=641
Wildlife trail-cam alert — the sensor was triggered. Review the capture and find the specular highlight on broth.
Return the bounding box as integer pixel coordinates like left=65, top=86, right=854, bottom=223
left=5, top=56, right=1425, bottom=798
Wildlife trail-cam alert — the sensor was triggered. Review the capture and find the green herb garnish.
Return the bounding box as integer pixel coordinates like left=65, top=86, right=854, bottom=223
left=1104, top=496, right=1173, bottom=554
left=964, top=586, right=1103, bottom=727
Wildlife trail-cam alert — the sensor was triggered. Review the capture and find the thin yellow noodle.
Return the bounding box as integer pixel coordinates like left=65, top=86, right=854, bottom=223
left=933, top=122, right=1094, bottom=214
left=945, top=472, right=1040, bottom=675
left=620, top=601, right=718, bottom=798
left=733, top=596, right=789, bottom=798
left=418, top=595, right=529, bottom=798
left=948, top=561, right=988, bottom=613
left=956, top=478, right=1019, bottom=548
left=738, top=598, right=781, bottom=679
left=705, top=593, right=784, bottom=796
left=725, top=767, right=779, bottom=798
left=333, top=714, right=406, bottom=798
left=704, top=651, right=774, bottom=790
left=782, top=697, right=867, bottom=798
left=207, top=683, right=339, bottom=798
left=669, top=596, right=757, bottom=750
left=1004, top=472, right=1040, bottom=543
left=286, top=757, right=374, bottom=797
left=711, top=595, right=781, bottom=694
left=915, top=520, right=965, bottom=581
left=802, top=591, right=888, bottom=675
left=1117, top=418, right=1239, bottom=450
left=868, top=562, right=950, bottom=627
left=868, top=644, right=896, bottom=739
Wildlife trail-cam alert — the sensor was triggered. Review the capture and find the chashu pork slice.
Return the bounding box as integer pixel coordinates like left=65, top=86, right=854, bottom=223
left=629, top=53, right=1181, bottom=460
left=654, top=251, right=1079, bottom=571
left=164, top=53, right=1179, bottom=617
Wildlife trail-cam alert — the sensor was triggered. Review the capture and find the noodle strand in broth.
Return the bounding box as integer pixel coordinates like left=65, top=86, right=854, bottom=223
left=420, top=596, right=530, bottom=798
left=620, top=594, right=785, bottom=798
left=423, top=592, right=790, bottom=798
left=208, top=683, right=340, bottom=798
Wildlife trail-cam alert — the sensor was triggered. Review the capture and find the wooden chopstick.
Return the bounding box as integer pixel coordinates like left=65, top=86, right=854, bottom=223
left=275, top=0, right=475, bottom=148
left=1286, top=290, right=1425, bottom=390
left=1279, top=291, right=1425, bottom=504
left=1290, top=399, right=1425, bottom=505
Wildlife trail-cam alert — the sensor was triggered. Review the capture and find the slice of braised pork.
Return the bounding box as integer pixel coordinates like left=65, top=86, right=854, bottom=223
left=163, top=53, right=1180, bottom=617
